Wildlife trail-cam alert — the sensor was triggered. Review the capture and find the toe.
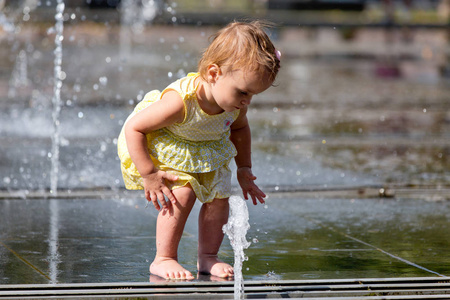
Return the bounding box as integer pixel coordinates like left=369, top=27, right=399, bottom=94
left=177, top=271, right=184, bottom=279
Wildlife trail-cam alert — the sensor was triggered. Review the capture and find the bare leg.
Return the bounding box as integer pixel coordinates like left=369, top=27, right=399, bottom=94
left=150, top=186, right=196, bottom=280
left=197, top=198, right=234, bottom=278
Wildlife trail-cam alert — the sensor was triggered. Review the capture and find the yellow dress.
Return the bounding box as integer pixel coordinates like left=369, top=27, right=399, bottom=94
left=117, top=73, right=240, bottom=203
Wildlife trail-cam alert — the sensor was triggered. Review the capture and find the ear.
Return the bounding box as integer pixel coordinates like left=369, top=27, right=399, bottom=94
left=206, top=64, right=221, bottom=83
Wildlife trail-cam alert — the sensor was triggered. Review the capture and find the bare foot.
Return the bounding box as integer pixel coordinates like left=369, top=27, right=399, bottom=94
left=197, top=273, right=233, bottom=282
left=150, top=257, right=194, bottom=280
left=198, top=255, right=234, bottom=278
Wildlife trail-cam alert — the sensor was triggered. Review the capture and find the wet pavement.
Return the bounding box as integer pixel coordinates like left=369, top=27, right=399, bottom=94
left=1, top=193, right=449, bottom=285
left=0, top=6, right=450, bottom=298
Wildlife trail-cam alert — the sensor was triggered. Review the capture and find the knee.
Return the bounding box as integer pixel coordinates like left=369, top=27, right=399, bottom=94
left=204, top=197, right=229, bottom=212
left=173, top=186, right=196, bottom=206
left=214, top=197, right=229, bottom=208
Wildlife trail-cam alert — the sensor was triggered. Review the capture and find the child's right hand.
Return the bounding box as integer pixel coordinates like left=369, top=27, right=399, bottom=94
left=143, top=171, right=179, bottom=211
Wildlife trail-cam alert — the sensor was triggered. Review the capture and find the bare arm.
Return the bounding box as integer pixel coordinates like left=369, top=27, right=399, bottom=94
left=124, top=90, right=184, bottom=210
left=230, top=108, right=252, bottom=169
left=230, top=108, right=266, bottom=204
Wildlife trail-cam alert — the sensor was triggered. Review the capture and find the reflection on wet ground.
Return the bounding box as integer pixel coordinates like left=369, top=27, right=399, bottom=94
left=0, top=21, right=449, bottom=285
left=246, top=194, right=449, bottom=280
left=0, top=195, right=448, bottom=284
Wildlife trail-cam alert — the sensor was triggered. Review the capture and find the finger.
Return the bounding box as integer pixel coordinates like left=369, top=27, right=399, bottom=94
left=156, top=191, right=168, bottom=210
left=145, top=189, right=151, bottom=202
left=150, top=191, right=160, bottom=211
left=162, top=186, right=177, bottom=204
left=255, top=189, right=266, bottom=200
left=167, top=201, right=174, bottom=216
left=252, top=185, right=266, bottom=199
left=242, top=190, right=249, bottom=200
left=248, top=187, right=265, bottom=205
left=245, top=170, right=256, bottom=180
left=257, top=195, right=266, bottom=204
left=163, top=172, right=179, bottom=182
left=260, top=190, right=267, bottom=199
left=251, top=193, right=257, bottom=205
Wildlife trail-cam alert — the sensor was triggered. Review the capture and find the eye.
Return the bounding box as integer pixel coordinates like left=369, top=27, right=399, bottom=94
left=240, top=90, right=248, bottom=96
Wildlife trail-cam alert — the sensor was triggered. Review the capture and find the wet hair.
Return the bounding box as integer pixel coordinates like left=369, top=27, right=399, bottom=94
left=198, top=20, right=280, bottom=83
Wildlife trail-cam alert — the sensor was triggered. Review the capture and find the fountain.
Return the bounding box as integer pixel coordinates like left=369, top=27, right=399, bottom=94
left=0, top=1, right=449, bottom=298
left=50, top=0, right=65, bottom=195
left=223, top=196, right=252, bottom=299
left=8, top=50, right=28, bottom=98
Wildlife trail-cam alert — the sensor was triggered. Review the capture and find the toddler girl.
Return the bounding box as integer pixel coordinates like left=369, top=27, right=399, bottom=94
left=118, top=21, right=280, bottom=280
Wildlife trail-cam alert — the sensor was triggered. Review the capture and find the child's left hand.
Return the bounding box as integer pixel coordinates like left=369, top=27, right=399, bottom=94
left=237, top=167, right=266, bottom=205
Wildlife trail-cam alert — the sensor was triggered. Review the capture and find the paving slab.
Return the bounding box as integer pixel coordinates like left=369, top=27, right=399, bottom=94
left=1, top=193, right=448, bottom=286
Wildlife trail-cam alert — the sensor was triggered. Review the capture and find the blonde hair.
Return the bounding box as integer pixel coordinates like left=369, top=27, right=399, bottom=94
left=198, top=21, right=280, bottom=82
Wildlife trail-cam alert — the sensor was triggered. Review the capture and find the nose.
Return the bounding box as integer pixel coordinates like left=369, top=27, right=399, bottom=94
left=241, top=96, right=252, bottom=106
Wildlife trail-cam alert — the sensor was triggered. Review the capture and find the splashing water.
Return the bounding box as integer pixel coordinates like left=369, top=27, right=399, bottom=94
left=50, top=0, right=65, bottom=195
left=0, top=9, right=15, bottom=33
left=8, top=50, right=28, bottom=98
left=223, top=196, right=251, bottom=300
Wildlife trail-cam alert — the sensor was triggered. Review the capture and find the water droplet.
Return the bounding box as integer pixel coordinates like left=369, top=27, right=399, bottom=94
left=105, top=57, right=111, bottom=63
left=58, top=71, right=66, bottom=80
left=168, top=72, right=173, bottom=78
left=61, top=138, right=70, bottom=146
left=99, top=76, right=108, bottom=86
left=423, top=108, right=427, bottom=113
left=252, top=238, right=259, bottom=243
left=322, top=139, right=326, bottom=144
left=93, top=83, right=99, bottom=90
left=3, top=177, right=11, bottom=184
left=78, top=111, right=84, bottom=118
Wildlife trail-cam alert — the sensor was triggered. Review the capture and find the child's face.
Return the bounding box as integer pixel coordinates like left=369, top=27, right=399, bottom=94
left=209, top=67, right=273, bottom=112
